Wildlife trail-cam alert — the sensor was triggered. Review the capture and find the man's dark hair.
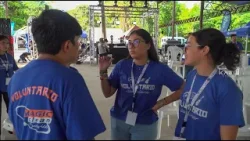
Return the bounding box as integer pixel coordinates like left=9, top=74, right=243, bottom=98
left=31, top=9, right=82, bottom=55
left=231, top=34, right=237, bottom=38
left=0, top=35, right=9, bottom=42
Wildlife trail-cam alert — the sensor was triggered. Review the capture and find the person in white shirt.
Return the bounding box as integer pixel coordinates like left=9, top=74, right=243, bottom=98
left=98, top=38, right=107, bottom=56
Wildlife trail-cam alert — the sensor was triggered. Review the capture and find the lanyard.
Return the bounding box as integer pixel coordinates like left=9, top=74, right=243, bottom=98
left=0, top=53, right=9, bottom=72
left=131, top=60, right=149, bottom=112
left=180, top=68, right=217, bottom=138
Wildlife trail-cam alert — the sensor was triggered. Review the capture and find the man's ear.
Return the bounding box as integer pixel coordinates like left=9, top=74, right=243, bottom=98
left=61, top=40, right=71, bottom=53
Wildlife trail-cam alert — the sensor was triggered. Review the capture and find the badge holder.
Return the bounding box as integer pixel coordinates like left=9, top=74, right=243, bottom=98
left=125, top=111, right=138, bottom=126
left=5, top=72, right=11, bottom=85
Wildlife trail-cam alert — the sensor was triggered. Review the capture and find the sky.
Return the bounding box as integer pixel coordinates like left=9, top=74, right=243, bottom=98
left=50, top=1, right=200, bottom=11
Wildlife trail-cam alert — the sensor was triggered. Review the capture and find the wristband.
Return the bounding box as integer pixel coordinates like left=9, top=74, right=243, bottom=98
left=100, top=70, right=108, bottom=75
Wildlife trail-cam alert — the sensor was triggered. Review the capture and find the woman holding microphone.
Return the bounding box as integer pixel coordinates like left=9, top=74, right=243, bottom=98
left=99, top=29, right=184, bottom=140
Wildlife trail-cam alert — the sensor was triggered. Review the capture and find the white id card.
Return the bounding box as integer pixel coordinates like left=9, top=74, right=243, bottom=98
left=6, top=77, right=11, bottom=85
left=173, top=136, right=186, bottom=140
left=125, top=111, right=137, bottom=126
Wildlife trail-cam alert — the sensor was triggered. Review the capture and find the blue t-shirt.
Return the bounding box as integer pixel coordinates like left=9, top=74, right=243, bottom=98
left=69, top=66, right=78, bottom=72
left=0, top=53, right=18, bottom=92
left=175, top=69, right=245, bottom=140
left=109, top=59, right=184, bottom=124
left=232, top=41, right=244, bottom=51
left=8, top=59, right=106, bottom=140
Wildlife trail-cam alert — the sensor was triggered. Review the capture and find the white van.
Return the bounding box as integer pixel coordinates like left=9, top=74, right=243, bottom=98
left=161, top=36, right=186, bottom=46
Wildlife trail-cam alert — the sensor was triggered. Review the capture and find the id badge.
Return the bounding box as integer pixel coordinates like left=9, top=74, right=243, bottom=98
left=125, top=111, right=137, bottom=126
left=6, top=77, right=11, bottom=85
left=173, top=136, right=186, bottom=140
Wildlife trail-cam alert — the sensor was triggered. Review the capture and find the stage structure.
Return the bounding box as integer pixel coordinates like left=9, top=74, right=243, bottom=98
left=159, top=1, right=250, bottom=28
left=88, top=2, right=159, bottom=64
left=27, top=16, right=38, bottom=59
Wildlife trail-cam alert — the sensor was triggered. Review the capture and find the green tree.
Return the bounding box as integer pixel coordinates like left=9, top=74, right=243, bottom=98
left=67, top=5, right=90, bottom=31
left=7, top=1, right=47, bottom=30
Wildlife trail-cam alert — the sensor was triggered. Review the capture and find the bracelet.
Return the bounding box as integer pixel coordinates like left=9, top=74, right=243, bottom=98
left=100, top=70, right=108, bottom=75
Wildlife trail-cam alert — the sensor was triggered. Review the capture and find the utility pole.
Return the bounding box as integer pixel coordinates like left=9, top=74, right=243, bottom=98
left=100, top=1, right=107, bottom=39
left=172, top=1, right=176, bottom=39
left=200, top=1, right=205, bottom=30
left=4, top=1, right=8, bottom=18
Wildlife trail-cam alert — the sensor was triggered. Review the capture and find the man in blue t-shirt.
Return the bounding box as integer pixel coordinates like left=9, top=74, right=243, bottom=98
left=7, top=10, right=106, bottom=140
left=231, top=34, right=244, bottom=51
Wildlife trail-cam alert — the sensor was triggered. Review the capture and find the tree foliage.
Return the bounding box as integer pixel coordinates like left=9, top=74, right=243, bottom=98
left=2, top=1, right=250, bottom=49
left=1, top=1, right=47, bottom=30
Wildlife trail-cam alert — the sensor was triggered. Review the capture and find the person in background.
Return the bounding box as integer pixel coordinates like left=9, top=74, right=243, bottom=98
left=104, top=39, right=109, bottom=53
left=98, top=38, right=108, bottom=57
left=0, top=35, right=18, bottom=135
left=99, top=29, right=185, bottom=140
left=174, top=28, right=244, bottom=140
left=231, top=34, right=244, bottom=51
left=7, top=9, right=106, bottom=140
left=17, top=52, right=31, bottom=63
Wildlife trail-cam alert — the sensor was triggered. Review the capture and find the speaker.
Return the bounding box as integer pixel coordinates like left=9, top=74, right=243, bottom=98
left=0, top=18, right=11, bottom=36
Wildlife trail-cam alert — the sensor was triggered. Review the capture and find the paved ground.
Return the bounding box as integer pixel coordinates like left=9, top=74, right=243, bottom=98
left=1, top=62, right=178, bottom=140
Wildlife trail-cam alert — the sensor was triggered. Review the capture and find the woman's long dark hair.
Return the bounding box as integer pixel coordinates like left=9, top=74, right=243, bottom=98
left=127, top=29, right=159, bottom=62
left=191, top=28, right=240, bottom=71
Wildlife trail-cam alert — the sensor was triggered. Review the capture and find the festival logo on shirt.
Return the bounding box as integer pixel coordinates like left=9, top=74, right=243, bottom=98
left=16, top=105, right=53, bottom=134
left=0, top=62, right=14, bottom=70
left=180, top=91, right=208, bottom=120
left=122, top=77, right=155, bottom=94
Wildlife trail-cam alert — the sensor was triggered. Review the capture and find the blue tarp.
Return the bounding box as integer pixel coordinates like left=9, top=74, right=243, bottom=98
left=221, top=1, right=250, bottom=6
left=223, top=22, right=250, bottom=37
left=81, top=30, right=87, bottom=38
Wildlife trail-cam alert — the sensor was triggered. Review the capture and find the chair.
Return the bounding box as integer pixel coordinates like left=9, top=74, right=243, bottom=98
left=1, top=118, right=14, bottom=140
left=167, top=46, right=185, bottom=78
left=157, top=89, right=179, bottom=140
left=237, top=75, right=250, bottom=139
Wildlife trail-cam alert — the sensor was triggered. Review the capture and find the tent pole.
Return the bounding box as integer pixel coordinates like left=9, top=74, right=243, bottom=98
left=245, top=35, right=248, bottom=54
left=199, top=1, right=205, bottom=30
left=172, top=1, right=176, bottom=39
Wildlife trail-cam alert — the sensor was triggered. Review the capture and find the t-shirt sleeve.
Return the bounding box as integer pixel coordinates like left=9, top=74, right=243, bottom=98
left=238, top=42, right=244, bottom=50
left=108, top=60, right=122, bottom=89
left=8, top=54, right=18, bottom=71
left=13, top=59, right=19, bottom=71
left=160, top=64, right=184, bottom=91
left=64, top=75, right=106, bottom=140
left=219, top=80, right=245, bottom=127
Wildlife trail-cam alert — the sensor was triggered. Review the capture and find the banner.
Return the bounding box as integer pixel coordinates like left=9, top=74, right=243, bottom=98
left=221, top=10, right=231, bottom=32
left=11, top=22, right=15, bottom=36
